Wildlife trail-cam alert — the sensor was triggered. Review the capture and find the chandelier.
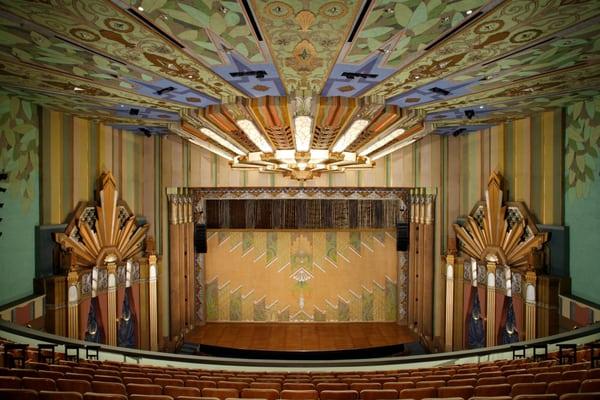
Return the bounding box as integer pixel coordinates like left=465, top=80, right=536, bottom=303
left=172, top=95, right=424, bottom=181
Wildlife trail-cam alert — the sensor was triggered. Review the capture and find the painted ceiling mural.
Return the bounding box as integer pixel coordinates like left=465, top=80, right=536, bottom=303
left=0, top=0, right=599, bottom=179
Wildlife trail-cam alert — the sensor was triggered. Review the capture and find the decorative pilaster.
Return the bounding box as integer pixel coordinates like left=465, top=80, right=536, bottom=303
left=138, top=258, right=150, bottom=350
left=444, top=254, right=455, bottom=351
left=453, top=257, right=465, bottom=349
left=525, top=270, right=537, bottom=340
left=422, top=194, right=435, bottom=342
left=67, top=270, right=80, bottom=340
left=107, top=262, right=117, bottom=346
left=486, top=262, right=497, bottom=347
left=407, top=190, right=418, bottom=330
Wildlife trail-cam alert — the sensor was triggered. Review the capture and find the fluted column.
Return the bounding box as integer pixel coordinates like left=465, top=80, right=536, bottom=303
left=107, top=262, right=117, bottom=346
left=486, top=261, right=497, bottom=347
left=422, top=194, right=435, bottom=342
left=525, top=270, right=537, bottom=340
left=444, top=254, right=455, bottom=351
left=67, top=270, right=80, bottom=339
left=407, top=190, right=418, bottom=330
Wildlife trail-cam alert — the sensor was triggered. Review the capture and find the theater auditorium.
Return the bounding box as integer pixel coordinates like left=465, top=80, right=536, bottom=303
left=0, top=0, right=599, bottom=399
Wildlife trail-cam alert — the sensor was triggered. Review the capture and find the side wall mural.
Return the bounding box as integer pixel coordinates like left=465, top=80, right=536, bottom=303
left=205, top=230, right=398, bottom=322
left=565, top=96, right=600, bottom=305
left=0, top=94, right=39, bottom=305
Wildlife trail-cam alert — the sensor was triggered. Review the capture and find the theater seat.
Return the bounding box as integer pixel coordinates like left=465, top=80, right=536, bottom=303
left=349, top=383, right=380, bottom=392
left=382, top=381, right=414, bottom=392
left=283, top=383, right=315, bottom=390
left=249, top=382, right=281, bottom=391
left=91, top=381, right=127, bottom=395
left=359, top=389, right=397, bottom=400
left=124, top=377, right=153, bottom=385
left=22, top=377, right=56, bottom=392
left=83, top=394, right=127, bottom=400
left=546, top=380, right=581, bottom=396
left=447, top=378, right=476, bottom=387
left=279, top=389, right=319, bottom=400
left=319, top=390, right=359, bottom=400
left=0, top=376, right=21, bottom=389
left=38, top=391, right=83, bottom=400
left=127, top=383, right=163, bottom=395
left=512, top=382, right=548, bottom=396
left=474, top=383, right=511, bottom=397
left=508, top=374, right=535, bottom=385
left=513, top=395, right=559, bottom=400
left=129, top=396, right=174, bottom=400
left=218, top=381, right=248, bottom=391
left=241, top=388, right=279, bottom=400
left=202, top=387, right=239, bottom=400
left=93, top=374, right=122, bottom=383
left=0, top=388, right=38, bottom=400
left=437, top=384, right=474, bottom=399
left=155, top=378, right=185, bottom=387
left=580, top=379, right=600, bottom=392
left=399, top=387, right=437, bottom=400
left=559, top=394, right=600, bottom=400
left=416, top=379, right=445, bottom=388
left=164, top=385, right=202, bottom=398
left=56, top=379, right=92, bottom=394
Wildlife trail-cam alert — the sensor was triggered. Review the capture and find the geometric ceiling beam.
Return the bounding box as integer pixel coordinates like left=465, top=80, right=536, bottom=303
left=366, top=0, right=600, bottom=99
left=369, top=122, right=428, bottom=160
left=355, top=109, right=424, bottom=156
left=0, top=57, right=186, bottom=113
left=288, top=92, right=317, bottom=152
left=0, top=0, right=244, bottom=99
left=168, top=123, right=236, bottom=161
left=223, top=96, right=274, bottom=153
left=200, top=105, right=261, bottom=153
left=419, top=62, right=600, bottom=113
left=250, top=0, right=364, bottom=93
left=330, top=95, right=386, bottom=153
left=249, top=95, right=294, bottom=150
left=180, top=109, right=248, bottom=156
left=312, top=96, right=359, bottom=149
left=346, top=104, right=404, bottom=152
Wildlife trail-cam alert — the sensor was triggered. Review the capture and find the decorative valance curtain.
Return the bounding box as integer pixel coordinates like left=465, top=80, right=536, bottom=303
left=206, top=199, right=404, bottom=229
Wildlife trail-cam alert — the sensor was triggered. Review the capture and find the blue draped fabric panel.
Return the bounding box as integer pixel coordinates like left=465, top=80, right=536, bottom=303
left=500, top=296, right=519, bottom=344
left=118, top=287, right=136, bottom=348
left=467, top=287, right=485, bottom=349
left=84, top=297, right=105, bottom=343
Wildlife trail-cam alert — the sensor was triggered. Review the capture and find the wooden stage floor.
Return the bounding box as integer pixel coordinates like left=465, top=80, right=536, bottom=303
left=184, top=323, right=415, bottom=357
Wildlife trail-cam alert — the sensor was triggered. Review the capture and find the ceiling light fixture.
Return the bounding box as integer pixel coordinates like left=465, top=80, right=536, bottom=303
left=200, top=127, right=246, bottom=156
left=293, top=115, right=312, bottom=152
left=466, top=9, right=472, bottom=15
left=189, top=138, right=233, bottom=160
left=332, top=119, right=369, bottom=153
left=73, top=86, right=84, bottom=91
left=137, top=6, right=144, bottom=12
left=371, top=139, right=417, bottom=160
left=236, top=119, right=273, bottom=153
left=359, top=128, right=405, bottom=156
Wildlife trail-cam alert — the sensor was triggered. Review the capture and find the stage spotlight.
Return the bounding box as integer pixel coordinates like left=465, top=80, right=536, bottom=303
left=464, top=109, right=475, bottom=119
left=0, top=172, right=7, bottom=180
left=0, top=187, right=6, bottom=192
left=139, top=128, right=152, bottom=137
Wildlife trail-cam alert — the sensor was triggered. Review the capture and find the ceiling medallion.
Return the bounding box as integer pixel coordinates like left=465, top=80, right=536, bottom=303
left=175, top=96, right=424, bottom=181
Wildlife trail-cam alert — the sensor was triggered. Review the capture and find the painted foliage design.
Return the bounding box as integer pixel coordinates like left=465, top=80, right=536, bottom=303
left=0, top=93, right=38, bottom=212
left=566, top=96, right=600, bottom=199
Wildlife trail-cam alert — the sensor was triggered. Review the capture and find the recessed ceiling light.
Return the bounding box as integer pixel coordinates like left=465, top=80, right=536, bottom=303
left=188, top=75, right=193, bottom=78
left=466, top=9, right=473, bottom=15
left=137, top=6, right=144, bottom=12
left=479, top=106, right=485, bottom=109
left=119, top=104, right=125, bottom=107
left=73, top=86, right=83, bottom=91
left=415, top=75, right=420, bottom=79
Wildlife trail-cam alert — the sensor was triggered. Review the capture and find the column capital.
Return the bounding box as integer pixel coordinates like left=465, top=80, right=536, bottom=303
left=525, top=270, right=537, bottom=285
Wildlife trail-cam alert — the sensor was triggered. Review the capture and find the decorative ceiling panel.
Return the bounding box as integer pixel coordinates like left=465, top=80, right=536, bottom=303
left=200, top=105, right=261, bottom=152
left=367, top=0, right=600, bottom=99
left=251, top=0, right=363, bottom=93
left=0, top=58, right=185, bottom=117
left=0, top=13, right=218, bottom=108
left=123, top=0, right=286, bottom=97
left=344, top=0, right=489, bottom=68
left=0, top=0, right=243, bottom=99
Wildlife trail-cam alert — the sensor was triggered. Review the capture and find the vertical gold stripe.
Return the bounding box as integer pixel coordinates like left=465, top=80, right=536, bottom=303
left=49, top=111, right=62, bottom=224
left=514, top=118, right=532, bottom=205
left=72, top=117, right=90, bottom=203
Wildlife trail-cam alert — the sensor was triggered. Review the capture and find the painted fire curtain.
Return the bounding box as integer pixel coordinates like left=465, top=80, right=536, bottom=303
left=205, top=230, right=398, bottom=322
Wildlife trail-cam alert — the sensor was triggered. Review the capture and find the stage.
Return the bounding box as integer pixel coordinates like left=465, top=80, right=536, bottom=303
left=182, top=323, right=418, bottom=359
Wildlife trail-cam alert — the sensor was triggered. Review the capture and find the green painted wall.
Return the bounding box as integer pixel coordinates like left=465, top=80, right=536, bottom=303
left=0, top=93, right=40, bottom=305
left=565, top=96, right=600, bottom=305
